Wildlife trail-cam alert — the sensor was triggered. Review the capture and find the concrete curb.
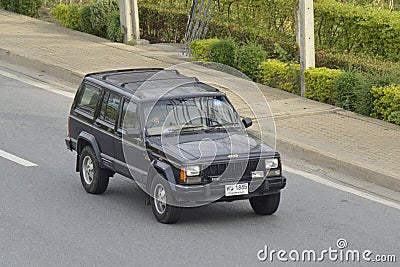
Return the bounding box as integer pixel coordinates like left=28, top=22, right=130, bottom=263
left=277, top=137, right=400, bottom=192
left=0, top=48, right=83, bottom=85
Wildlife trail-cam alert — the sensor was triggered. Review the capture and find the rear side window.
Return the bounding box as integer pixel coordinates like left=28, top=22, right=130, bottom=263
left=76, top=84, right=102, bottom=116
left=99, top=91, right=121, bottom=125
left=120, top=100, right=139, bottom=129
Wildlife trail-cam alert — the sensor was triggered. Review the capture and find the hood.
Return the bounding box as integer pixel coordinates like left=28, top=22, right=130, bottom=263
left=147, top=130, right=276, bottom=164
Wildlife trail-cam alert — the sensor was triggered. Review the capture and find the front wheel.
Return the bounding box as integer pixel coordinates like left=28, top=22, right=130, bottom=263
left=150, top=175, right=182, bottom=224
left=249, top=192, right=280, bottom=215
left=79, top=146, right=109, bottom=194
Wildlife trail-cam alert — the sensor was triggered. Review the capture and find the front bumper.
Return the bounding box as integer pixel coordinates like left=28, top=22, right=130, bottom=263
left=170, top=176, right=286, bottom=204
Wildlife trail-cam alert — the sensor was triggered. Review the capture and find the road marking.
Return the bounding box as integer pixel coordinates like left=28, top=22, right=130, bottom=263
left=284, top=166, right=400, bottom=211
left=0, top=69, right=74, bottom=98
left=0, top=149, right=38, bottom=167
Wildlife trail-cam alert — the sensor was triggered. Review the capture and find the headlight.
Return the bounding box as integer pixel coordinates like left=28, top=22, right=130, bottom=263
left=180, top=166, right=201, bottom=184
left=265, top=158, right=279, bottom=169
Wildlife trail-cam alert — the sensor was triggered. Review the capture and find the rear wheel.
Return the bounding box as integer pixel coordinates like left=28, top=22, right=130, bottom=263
left=150, top=175, right=182, bottom=224
left=249, top=192, right=280, bottom=215
left=79, top=146, right=109, bottom=194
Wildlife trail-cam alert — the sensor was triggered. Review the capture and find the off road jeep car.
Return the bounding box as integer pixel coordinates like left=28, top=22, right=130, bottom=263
left=65, top=68, right=286, bottom=223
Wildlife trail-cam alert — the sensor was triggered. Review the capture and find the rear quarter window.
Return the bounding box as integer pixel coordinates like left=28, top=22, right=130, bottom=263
left=76, top=84, right=102, bottom=116
left=99, top=91, right=121, bottom=125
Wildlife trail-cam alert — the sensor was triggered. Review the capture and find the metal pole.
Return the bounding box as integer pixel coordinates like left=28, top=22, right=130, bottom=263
left=194, top=0, right=212, bottom=40
left=299, top=0, right=315, bottom=97
left=190, top=0, right=205, bottom=43
left=201, top=0, right=216, bottom=39
left=185, top=0, right=198, bottom=43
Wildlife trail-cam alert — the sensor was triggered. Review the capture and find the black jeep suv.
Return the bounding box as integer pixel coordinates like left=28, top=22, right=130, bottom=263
left=65, top=68, right=286, bottom=223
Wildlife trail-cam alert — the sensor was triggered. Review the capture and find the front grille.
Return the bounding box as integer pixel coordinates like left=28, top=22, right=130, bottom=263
left=201, top=159, right=263, bottom=182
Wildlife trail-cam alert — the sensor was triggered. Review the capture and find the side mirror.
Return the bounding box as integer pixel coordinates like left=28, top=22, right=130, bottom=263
left=126, top=127, right=141, bottom=138
left=242, top=117, right=253, bottom=128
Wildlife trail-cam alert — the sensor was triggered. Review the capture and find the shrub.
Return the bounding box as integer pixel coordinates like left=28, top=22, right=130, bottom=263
left=258, top=59, right=300, bottom=94
left=189, top=39, right=220, bottom=61
left=334, top=71, right=373, bottom=115
left=79, top=3, right=94, bottom=34
left=0, top=0, right=43, bottom=17
left=237, top=42, right=267, bottom=80
left=371, top=85, right=400, bottom=124
left=106, top=11, right=123, bottom=42
left=209, top=39, right=237, bottom=68
left=51, top=4, right=80, bottom=30
left=388, top=111, right=400, bottom=125
left=89, top=0, right=119, bottom=38
left=304, top=68, right=344, bottom=104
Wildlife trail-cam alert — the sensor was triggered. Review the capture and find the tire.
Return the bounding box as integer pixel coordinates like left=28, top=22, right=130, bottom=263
left=150, top=175, right=182, bottom=224
left=249, top=192, right=280, bottom=215
left=79, top=146, right=109, bottom=194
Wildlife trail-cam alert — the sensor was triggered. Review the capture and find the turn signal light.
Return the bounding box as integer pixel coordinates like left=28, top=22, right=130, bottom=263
left=180, top=168, right=187, bottom=183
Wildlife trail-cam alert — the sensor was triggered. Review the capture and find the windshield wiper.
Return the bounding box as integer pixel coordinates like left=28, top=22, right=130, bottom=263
left=179, top=125, right=206, bottom=132
left=161, top=125, right=206, bottom=135
left=205, top=123, right=241, bottom=132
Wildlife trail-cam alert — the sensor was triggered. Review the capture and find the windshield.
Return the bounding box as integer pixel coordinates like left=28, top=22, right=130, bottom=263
left=145, top=96, right=243, bottom=136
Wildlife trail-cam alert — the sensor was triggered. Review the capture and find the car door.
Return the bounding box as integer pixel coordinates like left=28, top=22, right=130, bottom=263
left=94, top=90, right=121, bottom=170
left=114, top=98, right=150, bottom=184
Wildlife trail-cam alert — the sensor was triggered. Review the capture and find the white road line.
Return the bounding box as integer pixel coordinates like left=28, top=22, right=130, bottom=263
left=284, top=166, right=400, bottom=211
left=0, top=149, right=38, bottom=167
left=0, top=69, right=74, bottom=98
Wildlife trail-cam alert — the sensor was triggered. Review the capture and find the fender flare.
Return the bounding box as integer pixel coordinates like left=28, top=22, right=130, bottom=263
left=147, top=160, right=177, bottom=193
left=76, top=132, right=103, bottom=169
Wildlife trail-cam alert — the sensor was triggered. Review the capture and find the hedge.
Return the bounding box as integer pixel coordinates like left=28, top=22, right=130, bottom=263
left=78, top=4, right=94, bottom=34
left=0, top=0, right=42, bottom=17
left=371, top=85, right=400, bottom=124
left=106, top=10, right=123, bottom=43
left=51, top=1, right=122, bottom=42
left=138, top=3, right=188, bottom=43
left=89, top=0, right=119, bottom=38
left=304, top=67, right=344, bottom=104
left=258, top=59, right=300, bottom=95
left=316, top=50, right=400, bottom=76
left=315, top=0, right=400, bottom=61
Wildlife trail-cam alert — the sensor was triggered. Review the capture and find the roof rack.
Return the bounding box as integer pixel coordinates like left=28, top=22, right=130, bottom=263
left=120, top=76, right=199, bottom=88
left=100, top=68, right=164, bottom=81
left=82, top=68, right=163, bottom=79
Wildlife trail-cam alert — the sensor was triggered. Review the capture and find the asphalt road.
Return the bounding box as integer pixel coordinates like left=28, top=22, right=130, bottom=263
left=0, top=71, right=399, bottom=266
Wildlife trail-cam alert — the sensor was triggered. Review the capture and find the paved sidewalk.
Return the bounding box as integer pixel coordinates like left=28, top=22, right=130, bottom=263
left=1, top=10, right=399, bottom=191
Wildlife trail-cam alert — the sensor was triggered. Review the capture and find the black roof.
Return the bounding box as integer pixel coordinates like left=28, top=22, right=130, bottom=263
left=85, top=68, right=223, bottom=101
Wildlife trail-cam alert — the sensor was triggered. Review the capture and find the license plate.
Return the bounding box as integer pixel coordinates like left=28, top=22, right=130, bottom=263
left=225, top=183, right=248, bottom=196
